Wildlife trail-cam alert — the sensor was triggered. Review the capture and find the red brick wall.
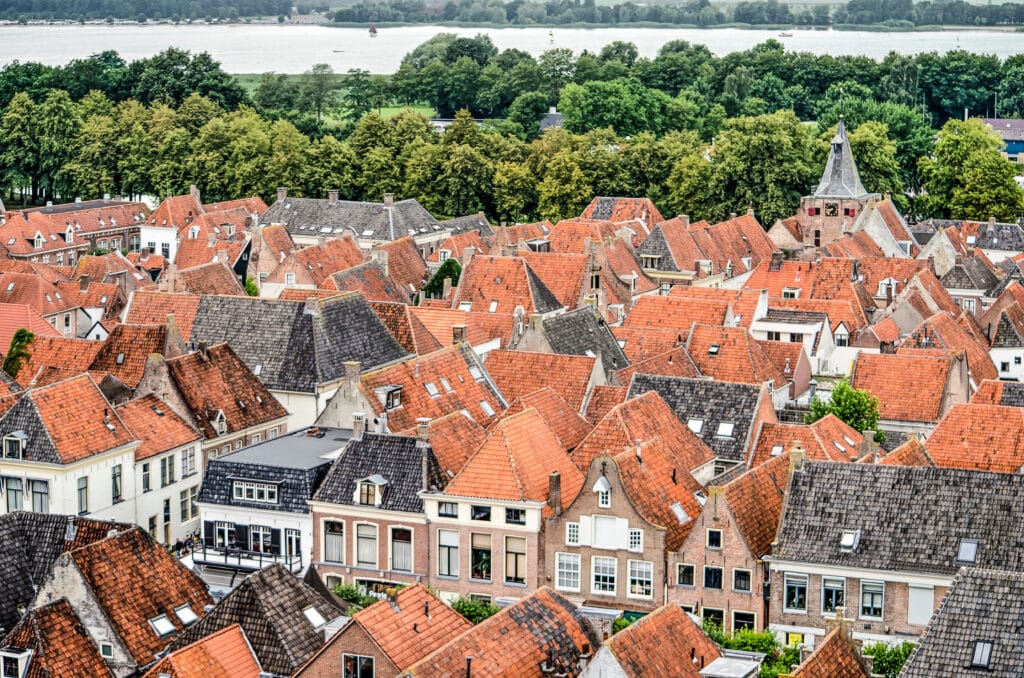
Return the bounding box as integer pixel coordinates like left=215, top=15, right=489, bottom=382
left=294, top=623, right=398, bottom=678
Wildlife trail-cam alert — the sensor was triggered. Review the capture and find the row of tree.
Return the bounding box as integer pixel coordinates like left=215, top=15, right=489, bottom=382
left=0, top=0, right=289, bottom=21
left=332, top=0, right=1024, bottom=27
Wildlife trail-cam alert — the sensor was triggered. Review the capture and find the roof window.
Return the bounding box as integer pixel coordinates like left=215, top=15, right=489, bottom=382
left=716, top=422, right=735, bottom=438
left=425, top=382, right=439, bottom=397
left=958, top=538, right=978, bottom=563
left=971, top=640, right=993, bottom=669
left=770, top=444, right=784, bottom=457
left=458, top=301, right=472, bottom=312
left=149, top=614, right=176, bottom=637
left=174, top=605, right=198, bottom=626
left=5, top=282, right=14, bottom=291
left=468, top=366, right=483, bottom=381
left=708, top=344, right=720, bottom=355
left=115, top=353, right=125, bottom=365
left=362, top=229, right=374, bottom=237
left=303, top=606, right=327, bottom=628
left=440, top=378, right=452, bottom=393
left=480, top=400, right=495, bottom=417
left=687, top=419, right=704, bottom=434
left=488, top=300, right=498, bottom=313
left=843, top=435, right=856, bottom=446
left=839, top=529, right=860, bottom=553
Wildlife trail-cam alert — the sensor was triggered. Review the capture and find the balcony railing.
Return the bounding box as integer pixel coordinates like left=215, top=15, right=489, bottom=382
left=192, top=543, right=303, bottom=573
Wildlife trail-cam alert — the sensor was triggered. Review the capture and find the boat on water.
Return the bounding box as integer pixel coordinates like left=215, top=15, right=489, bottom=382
left=548, top=30, right=554, bottom=44
left=369, top=23, right=378, bottom=37
left=778, top=31, right=793, bottom=37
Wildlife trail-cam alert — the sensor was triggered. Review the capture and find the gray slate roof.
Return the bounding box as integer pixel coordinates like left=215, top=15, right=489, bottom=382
left=990, top=310, right=1024, bottom=348
left=813, top=118, right=872, bottom=199
left=636, top=225, right=679, bottom=272
left=626, top=375, right=762, bottom=461
left=441, top=213, right=495, bottom=238
left=524, top=264, right=566, bottom=315
left=902, top=567, right=1024, bottom=677
left=993, top=381, right=1024, bottom=407
left=0, top=395, right=63, bottom=465
left=773, top=461, right=1024, bottom=574
left=939, top=256, right=999, bottom=292
left=260, top=197, right=441, bottom=242
left=542, top=307, right=630, bottom=375
left=169, top=564, right=338, bottom=676
left=189, top=293, right=409, bottom=393
left=313, top=433, right=443, bottom=513
left=764, top=308, right=828, bottom=325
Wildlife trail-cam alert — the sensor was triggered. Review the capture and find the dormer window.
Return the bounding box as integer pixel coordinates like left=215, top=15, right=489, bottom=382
left=213, top=410, right=227, bottom=435
left=782, top=287, right=800, bottom=299
left=439, top=249, right=451, bottom=261
left=232, top=481, right=278, bottom=504
left=958, top=538, right=979, bottom=563
left=33, top=233, right=43, bottom=250
left=149, top=614, right=175, bottom=638
left=641, top=254, right=660, bottom=269
left=385, top=387, right=402, bottom=410
left=3, top=431, right=27, bottom=459
left=839, top=529, right=861, bottom=553
left=0, top=649, right=33, bottom=677
left=356, top=475, right=387, bottom=507
left=770, top=444, right=784, bottom=457
left=971, top=640, right=993, bottom=669
left=458, top=301, right=472, bottom=311
left=878, top=278, right=898, bottom=298
left=66, top=226, right=74, bottom=242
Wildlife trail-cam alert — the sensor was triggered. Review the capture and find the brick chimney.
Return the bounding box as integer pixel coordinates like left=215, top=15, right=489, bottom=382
left=352, top=412, right=365, bottom=440
left=770, top=250, right=784, bottom=271
left=416, top=417, right=431, bottom=446
left=679, top=214, right=689, bottom=228
left=383, top=193, right=394, bottom=207
left=548, top=471, right=562, bottom=515
left=277, top=187, right=288, bottom=202
left=328, top=189, right=339, bottom=205
left=79, top=274, right=90, bottom=292
left=452, top=324, right=467, bottom=345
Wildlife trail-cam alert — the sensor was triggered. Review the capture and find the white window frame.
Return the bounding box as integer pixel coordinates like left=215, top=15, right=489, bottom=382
left=324, top=520, right=345, bottom=564
left=627, top=559, right=654, bottom=599
left=860, top=580, right=884, bottom=620
left=597, top=490, right=611, bottom=508
left=437, top=529, right=459, bottom=577
left=354, top=522, right=378, bottom=568
left=784, top=573, right=808, bottom=613
left=677, top=563, right=695, bottom=587
left=566, top=522, right=580, bottom=546
left=733, top=568, right=752, bottom=593
left=822, top=577, right=846, bottom=615
left=628, top=528, right=643, bottom=552
left=732, top=610, right=756, bottom=632
left=555, top=552, right=581, bottom=592
left=591, top=556, right=617, bottom=596
left=706, top=529, right=722, bottom=549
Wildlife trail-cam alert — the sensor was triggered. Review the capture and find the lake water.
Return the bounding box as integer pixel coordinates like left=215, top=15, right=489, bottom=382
left=1, top=23, right=1023, bottom=73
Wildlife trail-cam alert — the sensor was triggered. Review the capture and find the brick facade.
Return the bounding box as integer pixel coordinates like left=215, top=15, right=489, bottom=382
left=294, top=623, right=399, bottom=678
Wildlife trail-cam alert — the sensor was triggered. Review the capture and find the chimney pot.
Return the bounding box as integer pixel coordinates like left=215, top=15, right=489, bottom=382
left=416, top=417, right=430, bottom=444
left=277, top=187, right=287, bottom=202
left=328, top=189, right=339, bottom=204
left=352, top=412, right=366, bottom=440
left=383, top=193, right=394, bottom=207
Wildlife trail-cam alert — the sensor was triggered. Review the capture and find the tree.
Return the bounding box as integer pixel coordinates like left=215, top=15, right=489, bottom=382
left=451, top=596, right=499, bottom=624
left=863, top=642, right=915, bottom=678
left=244, top=277, right=259, bottom=296
left=506, top=91, right=549, bottom=139
left=3, top=329, right=34, bottom=380
left=421, top=258, right=462, bottom=299
left=37, top=89, right=81, bottom=200
left=493, top=161, right=535, bottom=222
left=0, top=92, right=40, bottom=202
left=300, top=63, right=338, bottom=125
left=537, top=150, right=591, bottom=221
left=805, top=379, right=885, bottom=443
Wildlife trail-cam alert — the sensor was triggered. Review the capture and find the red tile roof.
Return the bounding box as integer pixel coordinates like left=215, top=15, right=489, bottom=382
left=874, top=437, right=933, bottom=467
left=615, top=346, right=699, bottom=386
left=177, top=261, right=245, bottom=296
left=624, top=295, right=732, bottom=332
left=871, top=316, right=902, bottom=343
left=426, top=231, right=488, bottom=263
left=410, top=307, right=518, bottom=348
left=376, top=235, right=428, bottom=293
left=89, top=323, right=169, bottom=388
left=444, top=407, right=583, bottom=515
left=924, top=402, right=1024, bottom=473
left=404, top=587, right=597, bottom=678
left=517, top=250, right=588, bottom=309
left=0, top=302, right=61, bottom=353
left=500, top=387, right=592, bottom=450
left=899, top=311, right=998, bottom=384
left=757, top=340, right=805, bottom=382
left=124, top=291, right=201, bottom=337
left=546, top=218, right=620, bottom=254
left=583, top=384, right=627, bottom=424
left=351, top=584, right=471, bottom=670
left=73, top=251, right=155, bottom=289
left=17, top=336, right=103, bottom=387
left=851, top=352, right=955, bottom=422
left=142, top=624, right=262, bottom=678
left=148, top=192, right=203, bottom=231
left=580, top=197, right=664, bottom=228
left=483, top=349, right=596, bottom=413
left=4, top=599, right=114, bottom=678
left=328, top=262, right=412, bottom=305
left=747, top=416, right=863, bottom=468
left=117, top=394, right=202, bottom=460
left=204, top=196, right=268, bottom=215
left=287, top=236, right=365, bottom=287
left=0, top=272, right=78, bottom=315
left=686, top=325, right=786, bottom=388
left=173, top=234, right=246, bottom=271
left=723, top=451, right=793, bottom=557
left=611, top=326, right=687, bottom=362
left=603, top=603, right=719, bottom=678
left=370, top=302, right=443, bottom=355
left=788, top=627, right=870, bottom=678
left=450, top=255, right=562, bottom=315
left=409, top=410, right=487, bottom=480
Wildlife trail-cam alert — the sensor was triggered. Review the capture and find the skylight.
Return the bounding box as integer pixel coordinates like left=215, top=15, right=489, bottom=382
left=843, top=435, right=856, bottom=446
left=716, top=422, right=735, bottom=437
left=459, top=302, right=472, bottom=312
left=480, top=400, right=496, bottom=417
left=770, top=444, right=784, bottom=457
left=488, top=300, right=498, bottom=313
left=303, top=606, right=327, bottom=628
left=708, top=344, right=720, bottom=355
left=468, top=366, right=483, bottom=381
left=174, top=605, right=198, bottom=626
left=839, top=529, right=860, bottom=553
left=440, top=378, right=453, bottom=393
left=958, top=538, right=979, bottom=563
left=687, top=419, right=704, bottom=434
left=362, top=229, right=374, bottom=236
left=425, top=381, right=440, bottom=397
left=115, top=353, right=125, bottom=365
left=972, top=640, right=993, bottom=668
left=149, top=614, right=175, bottom=637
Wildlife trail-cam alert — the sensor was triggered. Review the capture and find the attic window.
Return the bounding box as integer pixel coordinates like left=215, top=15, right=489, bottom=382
left=468, top=366, right=483, bottom=381
left=488, top=300, right=498, bottom=313
left=833, top=441, right=846, bottom=453
left=966, top=235, right=977, bottom=245
left=357, top=476, right=387, bottom=506
left=149, top=614, right=175, bottom=638
left=5, top=282, right=13, bottom=292
left=362, top=229, right=374, bottom=237
left=708, top=344, right=720, bottom=355
left=174, top=605, right=198, bottom=626
left=716, top=422, right=735, bottom=438
left=782, top=287, right=800, bottom=299
left=480, top=400, right=496, bottom=417
left=115, top=353, right=125, bottom=365
left=958, top=538, right=979, bottom=563
left=385, top=387, right=402, bottom=410
left=971, top=640, right=993, bottom=669
left=425, top=382, right=440, bottom=397
left=3, top=431, right=27, bottom=459
left=254, top=364, right=263, bottom=376
left=440, top=378, right=453, bottom=393
left=151, top=405, right=165, bottom=416
left=839, top=529, right=860, bottom=553
left=303, top=606, right=327, bottom=628
left=842, top=435, right=856, bottom=446
left=770, top=444, right=784, bottom=457
left=459, top=302, right=472, bottom=312
left=213, top=410, right=227, bottom=435
left=687, top=419, right=704, bottom=434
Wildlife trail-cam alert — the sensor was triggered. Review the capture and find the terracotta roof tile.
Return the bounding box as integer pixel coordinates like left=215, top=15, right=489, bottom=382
left=499, top=387, right=592, bottom=450
left=874, top=437, right=934, bottom=467
left=772, top=296, right=868, bottom=333
left=328, top=262, right=412, bottom=304
left=89, top=323, right=169, bottom=388
left=4, top=599, right=114, bottom=678
left=614, top=346, right=699, bottom=385
left=0, top=260, right=72, bottom=284
left=410, top=307, right=517, bottom=348
left=360, top=344, right=505, bottom=432
left=490, top=222, right=551, bottom=252
left=0, top=272, right=78, bottom=315
left=255, top=223, right=294, bottom=261
left=426, top=231, right=487, bottom=263
left=788, top=627, right=871, bottom=678
left=686, top=325, right=786, bottom=388
left=443, top=408, right=583, bottom=515
left=72, top=251, right=155, bottom=290
left=370, top=302, right=443, bottom=355
left=546, top=218, right=620, bottom=254
left=611, top=326, right=686, bottom=362
left=581, top=197, right=664, bottom=228
left=821, top=231, right=885, bottom=259
left=148, top=193, right=204, bottom=231
left=352, top=584, right=471, bottom=670
left=583, top=384, right=626, bottom=424
left=855, top=257, right=929, bottom=299
left=604, top=603, right=719, bottom=678
left=288, top=235, right=365, bottom=287
left=376, top=236, right=427, bottom=293
left=66, top=528, right=213, bottom=666
left=0, top=202, right=149, bottom=256
left=402, top=410, right=486, bottom=479
left=871, top=316, right=901, bottom=343
left=450, top=255, right=563, bottom=316
left=483, top=349, right=595, bottom=413
left=404, top=587, right=598, bottom=678
left=624, top=295, right=732, bottom=332
left=924, top=402, right=1024, bottom=473
left=600, top=237, right=657, bottom=295
left=276, top=288, right=343, bottom=301
left=851, top=352, right=955, bottom=422
left=757, top=340, right=804, bottom=381
left=117, top=394, right=201, bottom=460
left=900, top=311, right=998, bottom=384
left=204, top=196, right=268, bottom=215
left=747, top=416, right=863, bottom=468
left=173, top=235, right=246, bottom=271
left=517, top=250, right=588, bottom=308
left=177, top=261, right=245, bottom=296
left=124, top=291, right=201, bottom=337
left=722, top=451, right=792, bottom=556
left=0, top=302, right=61, bottom=352
left=142, top=624, right=262, bottom=678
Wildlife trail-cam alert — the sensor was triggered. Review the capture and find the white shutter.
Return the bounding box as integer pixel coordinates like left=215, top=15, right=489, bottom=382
left=579, top=516, right=592, bottom=547
left=907, top=586, right=934, bottom=626
left=616, top=518, right=630, bottom=550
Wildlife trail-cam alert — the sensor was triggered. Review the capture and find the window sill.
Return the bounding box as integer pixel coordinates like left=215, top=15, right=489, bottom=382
left=355, top=563, right=378, bottom=569
left=627, top=594, right=653, bottom=600
left=112, top=498, right=124, bottom=504
left=783, top=609, right=808, bottom=615
left=436, top=574, right=459, bottom=580
left=503, top=581, right=527, bottom=588
left=590, top=590, right=617, bottom=597
left=470, top=578, right=492, bottom=584
left=733, top=589, right=752, bottom=595
left=860, top=615, right=884, bottom=622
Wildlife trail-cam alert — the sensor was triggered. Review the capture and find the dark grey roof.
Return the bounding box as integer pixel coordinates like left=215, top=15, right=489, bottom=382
left=812, top=118, right=872, bottom=199
left=990, top=310, right=1024, bottom=348
left=912, top=230, right=936, bottom=246
left=636, top=225, right=679, bottom=272
left=902, top=567, right=1024, bottom=677
left=0, top=394, right=60, bottom=465
left=939, top=256, right=999, bottom=292
left=764, top=308, right=828, bottom=325
left=170, top=564, right=338, bottom=676
left=313, top=433, right=443, bottom=513
left=773, top=461, right=1024, bottom=574
left=539, top=111, right=564, bottom=130
left=524, top=263, right=565, bottom=315
left=0, top=513, right=129, bottom=633
left=198, top=435, right=334, bottom=514
left=626, top=375, right=762, bottom=461
left=995, top=381, right=1024, bottom=408
left=441, top=213, right=495, bottom=238
left=955, top=221, right=1024, bottom=252
left=542, top=307, right=630, bottom=374
left=988, top=264, right=1022, bottom=298
left=982, top=117, right=1024, bottom=142
left=878, top=429, right=908, bottom=452
left=189, top=293, right=409, bottom=393
left=260, top=197, right=441, bottom=242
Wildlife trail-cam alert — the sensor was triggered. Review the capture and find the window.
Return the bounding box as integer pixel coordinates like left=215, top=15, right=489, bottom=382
left=359, top=481, right=377, bottom=506
left=149, top=614, right=175, bottom=637
left=962, top=298, right=976, bottom=314
left=438, top=501, right=458, bottom=518
left=488, top=300, right=498, bottom=313
left=839, top=529, right=861, bottom=553
left=471, top=505, right=491, bottom=521
left=770, top=444, right=784, bottom=457
left=180, top=486, right=199, bottom=521
left=479, top=400, right=496, bottom=417
left=598, top=490, right=611, bottom=508
left=861, top=581, right=884, bottom=619
left=148, top=515, right=158, bottom=539
left=687, top=419, right=704, bottom=434
left=424, top=381, right=439, bottom=397
left=835, top=332, right=849, bottom=347
left=284, top=272, right=296, bottom=287
left=505, top=507, right=526, bottom=525
left=958, top=538, right=979, bottom=563
left=1002, top=362, right=1010, bottom=373
left=385, top=388, right=401, bottom=410
left=343, top=654, right=375, bottom=678
left=704, top=566, right=723, bottom=590
left=505, top=536, right=527, bottom=584
left=175, top=605, right=198, bottom=626
left=391, top=527, right=412, bottom=572
left=356, top=524, right=377, bottom=567
left=181, top=448, right=196, bottom=477
left=702, top=608, right=724, bottom=628
left=251, top=525, right=273, bottom=553
left=77, top=477, right=88, bottom=515
left=555, top=552, right=580, bottom=592
left=789, top=333, right=803, bottom=343
left=707, top=529, right=722, bottom=549
left=438, top=529, right=458, bottom=577
left=908, top=586, right=933, bottom=626
left=971, top=641, right=993, bottom=669
left=5, top=478, right=23, bottom=512
left=1018, top=356, right=1023, bottom=366
left=160, top=455, right=175, bottom=487
left=782, top=287, right=800, bottom=299
left=99, top=642, right=113, bottom=659
left=439, top=249, right=451, bottom=261
left=628, top=560, right=653, bottom=598
left=140, top=462, right=150, bottom=492
left=2, top=433, right=25, bottom=459
left=471, top=533, right=492, bottom=580
left=324, top=521, right=345, bottom=563
left=592, top=556, right=617, bottom=595
left=678, top=564, right=695, bottom=587
left=31, top=480, right=48, bottom=513
left=628, top=528, right=643, bottom=552
left=733, top=569, right=751, bottom=593
left=784, top=574, right=808, bottom=611
left=716, top=422, right=735, bottom=438
left=822, top=577, right=845, bottom=614
left=733, top=611, right=755, bottom=631
left=566, top=522, right=580, bottom=546
left=111, top=465, right=122, bottom=503
left=232, top=481, right=278, bottom=504
left=766, top=331, right=781, bottom=341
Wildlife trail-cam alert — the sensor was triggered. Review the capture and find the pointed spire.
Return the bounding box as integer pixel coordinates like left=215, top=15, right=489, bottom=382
left=813, top=116, right=870, bottom=199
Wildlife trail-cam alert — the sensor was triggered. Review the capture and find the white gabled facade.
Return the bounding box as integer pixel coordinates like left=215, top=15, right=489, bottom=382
left=134, top=441, right=203, bottom=545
